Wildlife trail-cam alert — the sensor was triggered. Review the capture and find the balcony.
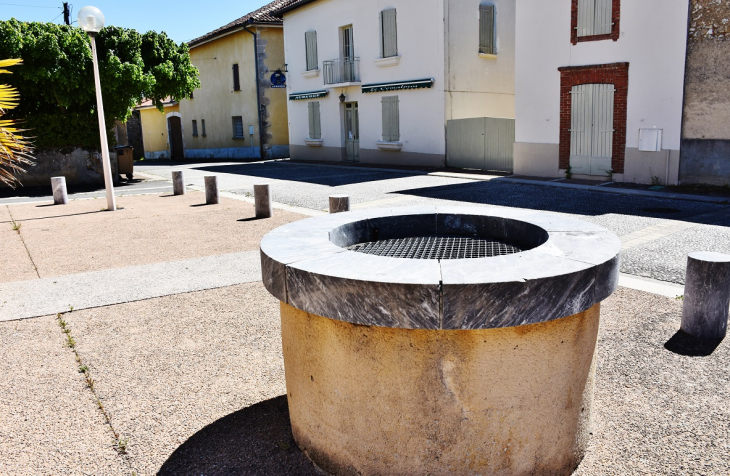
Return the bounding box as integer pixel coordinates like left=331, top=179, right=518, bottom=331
left=323, top=58, right=360, bottom=86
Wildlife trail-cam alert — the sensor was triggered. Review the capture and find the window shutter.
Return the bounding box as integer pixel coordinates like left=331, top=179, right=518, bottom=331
left=576, top=0, right=594, bottom=37
left=232, top=64, right=240, bottom=91
left=305, top=31, right=318, bottom=71
left=593, top=0, right=613, bottom=35
left=192, top=120, right=198, bottom=136
left=381, top=96, right=400, bottom=142
left=201, top=119, right=206, bottom=136
left=380, top=8, right=398, bottom=58
left=308, top=101, right=321, bottom=139
left=479, top=5, right=495, bottom=55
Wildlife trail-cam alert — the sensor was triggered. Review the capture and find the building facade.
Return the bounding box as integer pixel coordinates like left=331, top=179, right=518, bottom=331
left=137, top=98, right=181, bottom=160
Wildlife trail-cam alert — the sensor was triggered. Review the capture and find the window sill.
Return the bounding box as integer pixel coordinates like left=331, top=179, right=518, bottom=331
left=304, top=138, right=323, bottom=147
left=232, top=136, right=245, bottom=140
left=374, top=56, right=400, bottom=68
left=376, top=141, right=402, bottom=151
left=324, top=81, right=361, bottom=88
left=478, top=52, right=497, bottom=59
left=302, top=69, right=320, bottom=78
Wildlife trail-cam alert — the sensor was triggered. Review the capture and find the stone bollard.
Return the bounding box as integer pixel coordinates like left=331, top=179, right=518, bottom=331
left=204, top=176, right=219, bottom=205
left=329, top=194, right=350, bottom=214
left=172, top=171, right=185, bottom=195
left=254, top=184, right=272, bottom=218
left=51, top=177, right=68, bottom=205
left=681, top=251, right=730, bottom=339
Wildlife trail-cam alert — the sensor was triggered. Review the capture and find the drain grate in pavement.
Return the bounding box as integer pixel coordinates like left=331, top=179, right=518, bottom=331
left=348, top=235, right=523, bottom=259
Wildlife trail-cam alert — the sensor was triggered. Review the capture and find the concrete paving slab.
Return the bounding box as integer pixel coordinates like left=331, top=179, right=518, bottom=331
left=8, top=192, right=303, bottom=278
left=0, top=250, right=262, bottom=321
left=0, top=315, right=129, bottom=475
left=0, top=224, right=38, bottom=284
left=63, top=282, right=288, bottom=475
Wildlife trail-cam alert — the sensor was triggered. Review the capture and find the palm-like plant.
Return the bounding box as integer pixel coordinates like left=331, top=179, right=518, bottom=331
left=0, top=59, right=33, bottom=188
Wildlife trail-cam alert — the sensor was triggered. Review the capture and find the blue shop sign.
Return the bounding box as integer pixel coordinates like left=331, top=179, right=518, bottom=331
left=270, top=72, right=286, bottom=88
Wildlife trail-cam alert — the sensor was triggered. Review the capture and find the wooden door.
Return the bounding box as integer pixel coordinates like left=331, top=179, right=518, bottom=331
left=570, top=83, right=614, bottom=175
left=344, top=102, right=359, bottom=162
left=168, top=116, right=184, bottom=160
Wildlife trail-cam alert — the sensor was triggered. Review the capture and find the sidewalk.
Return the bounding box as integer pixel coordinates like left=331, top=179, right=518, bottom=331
left=0, top=191, right=727, bottom=475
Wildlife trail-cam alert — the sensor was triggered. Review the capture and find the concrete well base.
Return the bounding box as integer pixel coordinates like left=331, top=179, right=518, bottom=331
left=280, top=302, right=600, bottom=476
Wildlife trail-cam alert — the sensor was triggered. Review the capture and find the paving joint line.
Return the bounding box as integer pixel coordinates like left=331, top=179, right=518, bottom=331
left=6, top=205, right=40, bottom=279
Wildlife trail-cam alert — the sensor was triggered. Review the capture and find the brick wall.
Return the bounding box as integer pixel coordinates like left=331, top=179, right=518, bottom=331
left=558, top=63, right=629, bottom=173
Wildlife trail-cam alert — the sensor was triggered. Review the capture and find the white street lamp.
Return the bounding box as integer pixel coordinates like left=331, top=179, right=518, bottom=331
left=78, top=6, right=116, bottom=211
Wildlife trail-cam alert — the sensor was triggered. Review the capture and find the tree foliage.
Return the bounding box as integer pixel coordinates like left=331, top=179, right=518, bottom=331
left=0, top=20, right=199, bottom=148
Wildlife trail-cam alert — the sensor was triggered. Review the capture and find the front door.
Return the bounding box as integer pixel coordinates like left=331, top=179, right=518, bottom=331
left=569, top=83, right=614, bottom=175
left=344, top=102, right=359, bottom=162
left=168, top=116, right=184, bottom=160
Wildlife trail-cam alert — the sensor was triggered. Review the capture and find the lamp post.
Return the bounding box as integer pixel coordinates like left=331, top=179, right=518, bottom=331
left=78, top=6, right=116, bottom=211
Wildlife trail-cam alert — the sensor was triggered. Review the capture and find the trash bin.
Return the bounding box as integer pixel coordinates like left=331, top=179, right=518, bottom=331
left=116, top=146, right=134, bottom=180
left=260, top=206, right=621, bottom=476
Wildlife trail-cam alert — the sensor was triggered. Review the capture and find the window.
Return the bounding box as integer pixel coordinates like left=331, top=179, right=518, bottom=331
left=381, top=96, right=400, bottom=142
left=380, top=8, right=397, bottom=58
left=232, top=116, right=244, bottom=138
left=341, top=25, right=354, bottom=60
left=572, top=0, right=619, bottom=44
left=232, top=63, right=241, bottom=91
left=201, top=119, right=206, bottom=137
left=305, top=30, right=318, bottom=71
left=479, top=4, right=495, bottom=55
left=308, top=101, right=321, bottom=139
left=192, top=120, right=198, bottom=137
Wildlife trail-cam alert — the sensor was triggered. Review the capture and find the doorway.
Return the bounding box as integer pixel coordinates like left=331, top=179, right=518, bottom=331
left=569, top=83, right=614, bottom=175
left=167, top=115, right=184, bottom=160
left=344, top=102, right=359, bottom=162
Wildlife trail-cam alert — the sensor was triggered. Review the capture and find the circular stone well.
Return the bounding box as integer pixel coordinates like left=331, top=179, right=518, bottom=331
left=260, top=206, right=621, bottom=476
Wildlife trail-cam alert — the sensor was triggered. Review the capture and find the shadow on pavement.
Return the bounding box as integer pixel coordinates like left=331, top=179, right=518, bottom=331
left=664, top=330, right=724, bottom=356
left=158, top=396, right=320, bottom=475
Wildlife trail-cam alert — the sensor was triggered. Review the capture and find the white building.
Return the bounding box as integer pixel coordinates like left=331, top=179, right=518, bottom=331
left=275, top=0, right=516, bottom=168
left=275, top=0, right=689, bottom=184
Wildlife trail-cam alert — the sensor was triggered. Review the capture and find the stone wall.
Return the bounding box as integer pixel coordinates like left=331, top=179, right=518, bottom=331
left=125, top=111, right=144, bottom=161
left=1, top=148, right=119, bottom=188
left=680, top=0, right=730, bottom=185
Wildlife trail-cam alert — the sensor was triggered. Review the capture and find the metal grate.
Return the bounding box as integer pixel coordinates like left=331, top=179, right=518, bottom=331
left=347, top=236, right=523, bottom=260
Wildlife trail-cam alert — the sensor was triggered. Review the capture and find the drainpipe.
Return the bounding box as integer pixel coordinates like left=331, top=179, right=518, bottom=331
left=243, top=22, right=265, bottom=160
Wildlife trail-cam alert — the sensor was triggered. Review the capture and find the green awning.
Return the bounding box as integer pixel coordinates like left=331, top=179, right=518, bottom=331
left=289, top=90, right=329, bottom=101
left=361, top=78, right=434, bottom=93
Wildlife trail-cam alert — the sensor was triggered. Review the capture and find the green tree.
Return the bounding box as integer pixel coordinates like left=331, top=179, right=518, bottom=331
left=0, top=20, right=199, bottom=149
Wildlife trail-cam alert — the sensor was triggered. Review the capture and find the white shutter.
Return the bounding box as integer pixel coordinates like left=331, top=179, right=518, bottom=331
left=305, top=31, right=318, bottom=71
left=381, top=96, right=400, bottom=142
left=380, top=8, right=398, bottom=58
left=479, top=5, right=495, bottom=55
left=576, top=0, right=594, bottom=37
left=593, top=84, right=614, bottom=162
left=308, top=101, right=321, bottom=139
left=593, top=0, right=613, bottom=35
left=570, top=84, right=615, bottom=175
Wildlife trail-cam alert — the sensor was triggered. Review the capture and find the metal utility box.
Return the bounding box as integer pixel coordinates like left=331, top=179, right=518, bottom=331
left=116, top=146, right=134, bottom=179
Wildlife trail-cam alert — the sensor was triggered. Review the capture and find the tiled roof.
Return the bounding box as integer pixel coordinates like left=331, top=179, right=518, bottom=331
left=188, top=0, right=288, bottom=47
left=270, top=0, right=320, bottom=17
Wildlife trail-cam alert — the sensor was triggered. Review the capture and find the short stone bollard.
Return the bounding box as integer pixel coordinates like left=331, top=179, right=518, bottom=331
left=172, top=171, right=185, bottom=195
left=329, top=194, right=350, bottom=214
left=254, top=184, right=272, bottom=218
left=204, top=176, right=219, bottom=205
left=681, top=251, right=730, bottom=339
left=51, top=177, right=68, bottom=205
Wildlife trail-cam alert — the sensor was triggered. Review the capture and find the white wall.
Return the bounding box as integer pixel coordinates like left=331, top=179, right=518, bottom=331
left=445, top=0, right=516, bottom=121
left=283, top=0, right=447, bottom=161
left=515, top=0, right=689, bottom=150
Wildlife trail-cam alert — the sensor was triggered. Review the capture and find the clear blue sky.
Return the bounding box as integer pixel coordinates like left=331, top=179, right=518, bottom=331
left=1, top=0, right=271, bottom=43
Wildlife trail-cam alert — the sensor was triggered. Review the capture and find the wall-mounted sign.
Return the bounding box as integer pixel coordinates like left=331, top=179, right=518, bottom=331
left=361, top=78, right=435, bottom=93
left=270, top=71, right=286, bottom=88
left=289, top=90, right=329, bottom=101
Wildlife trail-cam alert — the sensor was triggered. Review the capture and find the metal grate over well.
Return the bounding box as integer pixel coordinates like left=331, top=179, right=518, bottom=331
left=347, top=236, right=523, bottom=260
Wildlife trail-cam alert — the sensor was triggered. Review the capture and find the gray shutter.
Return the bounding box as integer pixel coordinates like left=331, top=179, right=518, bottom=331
left=576, top=0, right=595, bottom=37
left=380, top=8, right=398, bottom=58
left=308, top=101, right=321, bottom=139
left=593, top=0, right=613, bottom=35
left=479, top=5, right=495, bottom=55
left=305, top=31, right=318, bottom=71
left=381, top=96, right=400, bottom=142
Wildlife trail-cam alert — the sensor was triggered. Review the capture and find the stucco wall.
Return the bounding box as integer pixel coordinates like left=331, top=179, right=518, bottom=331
left=260, top=28, right=290, bottom=153
left=445, top=0, right=516, bottom=121
left=283, top=0, right=447, bottom=166
left=514, top=0, right=689, bottom=183
left=139, top=104, right=179, bottom=159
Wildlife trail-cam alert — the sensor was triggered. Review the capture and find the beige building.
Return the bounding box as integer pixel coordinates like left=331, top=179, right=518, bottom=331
left=138, top=0, right=290, bottom=160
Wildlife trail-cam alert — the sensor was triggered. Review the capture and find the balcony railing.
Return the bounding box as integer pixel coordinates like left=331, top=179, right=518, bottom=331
left=323, top=58, right=360, bottom=85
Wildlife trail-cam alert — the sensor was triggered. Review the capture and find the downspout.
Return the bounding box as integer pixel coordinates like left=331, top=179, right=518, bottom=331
left=243, top=22, right=265, bottom=160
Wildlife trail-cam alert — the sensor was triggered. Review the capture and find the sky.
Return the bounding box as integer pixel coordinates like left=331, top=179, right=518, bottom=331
left=0, top=0, right=271, bottom=44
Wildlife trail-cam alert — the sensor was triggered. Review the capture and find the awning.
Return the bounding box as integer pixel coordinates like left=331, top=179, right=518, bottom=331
left=289, top=90, right=329, bottom=101
left=361, top=78, right=434, bottom=93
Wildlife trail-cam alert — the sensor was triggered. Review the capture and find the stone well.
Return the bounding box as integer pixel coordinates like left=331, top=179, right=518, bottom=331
left=260, top=206, right=621, bottom=476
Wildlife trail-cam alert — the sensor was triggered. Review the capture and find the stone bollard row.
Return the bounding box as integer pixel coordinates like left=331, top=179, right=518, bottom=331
left=254, top=184, right=272, bottom=218
left=172, top=171, right=185, bottom=195
left=204, top=176, right=219, bottom=205
left=681, top=251, right=730, bottom=340
left=329, top=194, right=350, bottom=214
left=51, top=177, right=68, bottom=205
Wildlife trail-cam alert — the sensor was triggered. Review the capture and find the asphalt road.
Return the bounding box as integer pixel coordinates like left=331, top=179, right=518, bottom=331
left=6, top=159, right=730, bottom=285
